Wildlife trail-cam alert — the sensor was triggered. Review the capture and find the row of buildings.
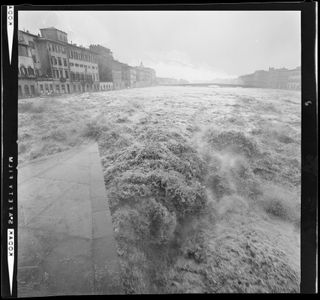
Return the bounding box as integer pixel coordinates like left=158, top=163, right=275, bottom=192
left=18, top=27, right=157, bottom=98
left=238, top=66, right=301, bottom=90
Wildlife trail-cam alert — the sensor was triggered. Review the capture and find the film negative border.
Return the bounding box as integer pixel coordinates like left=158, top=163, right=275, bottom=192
left=0, top=2, right=317, bottom=296
left=1, top=4, right=18, bottom=298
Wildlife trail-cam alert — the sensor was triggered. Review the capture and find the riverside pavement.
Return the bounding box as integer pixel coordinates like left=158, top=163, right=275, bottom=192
left=17, top=142, right=123, bottom=296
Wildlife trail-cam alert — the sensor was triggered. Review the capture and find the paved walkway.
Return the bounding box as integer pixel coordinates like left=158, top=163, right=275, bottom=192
left=17, top=143, right=122, bottom=296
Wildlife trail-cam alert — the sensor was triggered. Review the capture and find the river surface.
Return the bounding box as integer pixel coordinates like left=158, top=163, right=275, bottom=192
left=18, top=85, right=301, bottom=293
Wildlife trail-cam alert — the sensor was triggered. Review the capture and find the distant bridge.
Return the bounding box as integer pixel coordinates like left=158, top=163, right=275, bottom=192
left=158, top=82, right=255, bottom=88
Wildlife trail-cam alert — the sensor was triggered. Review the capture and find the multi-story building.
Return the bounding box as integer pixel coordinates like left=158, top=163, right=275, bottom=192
left=238, top=66, right=301, bottom=90
left=18, top=30, right=40, bottom=97
left=128, top=66, right=137, bottom=88
left=135, top=62, right=156, bottom=87
left=36, top=28, right=71, bottom=94
left=121, top=63, right=130, bottom=88
left=145, top=67, right=156, bottom=85
left=18, top=27, right=157, bottom=98
left=112, top=60, right=125, bottom=89
left=40, top=27, right=99, bottom=93
left=89, top=44, right=114, bottom=88
left=287, top=67, right=301, bottom=90
left=67, top=44, right=100, bottom=93
left=18, top=27, right=100, bottom=98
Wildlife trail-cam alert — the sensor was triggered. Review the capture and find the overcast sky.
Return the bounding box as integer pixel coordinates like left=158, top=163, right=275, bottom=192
left=19, top=10, right=301, bottom=82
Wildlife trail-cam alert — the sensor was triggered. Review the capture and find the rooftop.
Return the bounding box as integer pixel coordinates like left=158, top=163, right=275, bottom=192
left=40, top=27, right=68, bottom=35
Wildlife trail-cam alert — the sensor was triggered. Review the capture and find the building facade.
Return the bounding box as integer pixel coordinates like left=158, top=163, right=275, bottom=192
left=18, top=31, right=40, bottom=97
left=287, top=67, right=301, bottom=90
left=99, top=82, right=113, bottom=91
left=128, top=66, right=137, bottom=88
left=111, top=60, right=125, bottom=89
left=135, top=62, right=156, bottom=87
left=238, top=66, right=301, bottom=90
left=36, top=33, right=71, bottom=94
left=89, top=44, right=114, bottom=83
left=67, top=44, right=100, bottom=93
left=18, top=27, right=157, bottom=98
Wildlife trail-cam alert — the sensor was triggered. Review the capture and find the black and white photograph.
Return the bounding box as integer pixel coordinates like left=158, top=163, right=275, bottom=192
left=1, top=3, right=318, bottom=296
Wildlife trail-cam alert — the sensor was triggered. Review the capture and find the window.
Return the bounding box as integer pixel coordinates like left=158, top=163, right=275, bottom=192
left=60, top=70, right=64, bottom=78
left=45, top=84, right=49, bottom=91
left=63, top=58, right=67, bottom=66
left=50, top=84, right=53, bottom=91
left=30, top=85, right=35, bottom=95
left=56, top=85, right=60, bottom=92
left=20, top=66, right=27, bottom=76
left=18, top=32, right=24, bottom=42
left=65, top=70, right=69, bottom=78
left=58, top=57, right=62, bottom=66
left=56, top=69, right=60, bottom=78
left=28, top=41, right=35, bottom=49
left=18, top=85, right=22, bottom=97
left=27, top=67, right=34, bottom=76
left=70, top=63, right=74, bottom=66
left=75, top=64, right=79, bottom=67
left=24, top=85, right=30, bottom=96
left=40, top=84, right=44, bottom=92
left=80, top=64, right=83, bottom=68
left=61, top=84, right=66, bottom=93
left=18, top=45, right=28, bottom=57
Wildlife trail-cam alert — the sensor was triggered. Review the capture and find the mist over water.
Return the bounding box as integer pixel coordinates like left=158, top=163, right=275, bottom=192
left=18, top=85, right=301, bottom=293
left=96, top=85, right=301, bottom=293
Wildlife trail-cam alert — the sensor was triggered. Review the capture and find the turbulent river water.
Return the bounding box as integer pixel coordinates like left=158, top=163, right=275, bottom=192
left=18, top=86, right=301, bottom=293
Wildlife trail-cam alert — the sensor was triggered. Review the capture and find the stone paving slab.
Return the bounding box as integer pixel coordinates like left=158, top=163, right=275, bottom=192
left=17, top=143, right=122, bottom=297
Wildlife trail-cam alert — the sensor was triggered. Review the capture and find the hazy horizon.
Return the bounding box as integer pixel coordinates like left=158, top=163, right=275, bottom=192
left=19, top=10, right=301, bottom=82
